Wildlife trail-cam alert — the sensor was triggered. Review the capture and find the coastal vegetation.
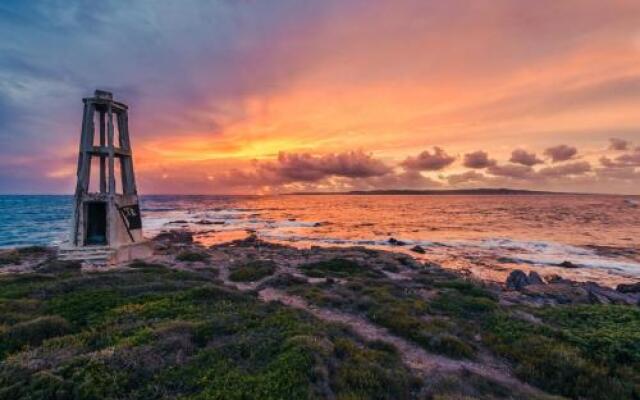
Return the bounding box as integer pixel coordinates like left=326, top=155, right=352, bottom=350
left=0, top=237, right=638, bottom=399
left=229, top=259, right=277, bottom=282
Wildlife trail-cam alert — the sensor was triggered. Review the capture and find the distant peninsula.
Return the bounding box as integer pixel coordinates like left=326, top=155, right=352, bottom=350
left=285, top=188, right=581, bottom=196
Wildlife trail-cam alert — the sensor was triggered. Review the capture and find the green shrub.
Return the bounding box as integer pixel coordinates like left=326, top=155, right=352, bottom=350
left=1, top=316, right=72, bottom=356
left=540, top=305, right=640, bottom=365
left=484, top=313, right=638, bottom=399
left=176, top=251, right=210, bottom=262
left=431, top=292, right=497, bottom=319
left=331, top=337, right=417, bottom=399
left=229, top=260, right=277, bottom=282
left=434, top=279, right=496, bottom=300
left=300, top=258, right=381, bottom=278
left=45, top=289, right=128, bottom=327
left=427, top=334, right=475, bottom=359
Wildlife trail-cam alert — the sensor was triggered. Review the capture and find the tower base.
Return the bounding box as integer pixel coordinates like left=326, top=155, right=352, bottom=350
left=58, top=241, right=153, bottom=266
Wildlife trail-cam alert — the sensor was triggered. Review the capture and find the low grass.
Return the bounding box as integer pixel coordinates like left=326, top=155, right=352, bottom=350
left=228, top=259, right=277, bottom=282
left=283, top=258, right=640, bottom=399
left=1, top=251, right=638, bottom=399
left=0, top=259, right=418, bottom=400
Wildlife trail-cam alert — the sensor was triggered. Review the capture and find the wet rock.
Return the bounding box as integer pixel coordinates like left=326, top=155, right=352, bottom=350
left=528, top=271, right=545, bottom=285
left=557, top=261, right=579, bottom=268
left=506, top=270, right=529, bottom=290
left=410, top=245, right=426, bottom=254
left=388, top=237, right=406, bottom=246
left=617, top=282, right=640, bottom=294
left=545, top=274, right=566, bottom=283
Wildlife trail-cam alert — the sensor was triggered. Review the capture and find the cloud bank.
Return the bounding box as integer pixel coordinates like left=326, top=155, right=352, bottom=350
left=1, top=1, right=640, bottom=194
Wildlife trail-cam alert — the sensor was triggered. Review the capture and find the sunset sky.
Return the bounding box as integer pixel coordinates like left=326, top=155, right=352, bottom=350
left=1, top=0, right=640, bottom=194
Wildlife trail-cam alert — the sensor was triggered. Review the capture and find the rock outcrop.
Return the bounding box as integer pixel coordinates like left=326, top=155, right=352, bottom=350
left=504, top=269, right=639, bottom=306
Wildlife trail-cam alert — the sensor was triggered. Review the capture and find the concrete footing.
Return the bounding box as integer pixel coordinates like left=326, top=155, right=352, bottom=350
left=58, top=240, right=153, bottom=266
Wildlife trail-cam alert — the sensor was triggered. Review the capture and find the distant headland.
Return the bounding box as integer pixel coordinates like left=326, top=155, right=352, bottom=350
left=285, top=188, right=585, bottom=196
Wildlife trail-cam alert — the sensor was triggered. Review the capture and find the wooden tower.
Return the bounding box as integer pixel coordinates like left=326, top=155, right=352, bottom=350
left=59, top=90, right=151, bottom=264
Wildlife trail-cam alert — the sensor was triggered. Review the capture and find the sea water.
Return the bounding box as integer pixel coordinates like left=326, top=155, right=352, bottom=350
left=1, top=194, right=639, bottom=285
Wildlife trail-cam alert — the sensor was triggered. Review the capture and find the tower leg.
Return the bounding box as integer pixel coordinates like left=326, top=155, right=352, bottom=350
left=107, top=105, right=116, bottom=194
left=100, top=111, right=107, bottom=193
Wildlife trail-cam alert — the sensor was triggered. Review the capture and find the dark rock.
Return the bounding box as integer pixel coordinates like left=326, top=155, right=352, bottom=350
left=167, top=220, right=188, bottom=224
left=388, top=237, right=406, bottom=246
left=528, top=271, right=545, bottom=285
left=506, top=270, right=530, bottom=290
left=617, top=282, right=640, bottom=294
left=520, top=283, right=590, bottom=304
left=558, top=261, right=579, bottom=268
left=588, top=290, right=611, bottom=305
left=584, top=282, right=637, bottom=305
left=36, top=259, right=82, bottom=273
left=153, top=230, right=194, bottom=244
left=195, top=219, right=215, bottom=225
left=410, top=245, right=426, bottom=254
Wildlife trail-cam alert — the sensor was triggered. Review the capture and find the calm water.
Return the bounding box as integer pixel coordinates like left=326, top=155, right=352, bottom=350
left=1, top=194, right=639, bottom=285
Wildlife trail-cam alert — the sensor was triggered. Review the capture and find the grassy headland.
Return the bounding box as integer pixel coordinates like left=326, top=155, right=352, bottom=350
left=0, top=236, right=638, bottom=399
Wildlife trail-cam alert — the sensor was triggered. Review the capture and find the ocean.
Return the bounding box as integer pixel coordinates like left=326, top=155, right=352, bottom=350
left=1, top=194, right=639, bottom=286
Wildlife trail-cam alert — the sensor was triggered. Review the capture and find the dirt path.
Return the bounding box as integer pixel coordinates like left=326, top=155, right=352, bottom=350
left=186, top=241, right=544, bottom=396
left=257, top=287, right=542, bottom=395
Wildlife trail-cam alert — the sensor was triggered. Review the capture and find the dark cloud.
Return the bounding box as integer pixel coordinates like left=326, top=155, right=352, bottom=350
left=613, top=150, right=640, bottom=167
left=609, top=138, right=630, bottom=151
left=509, top=149, right=543, bottom=166
left=537, top=161, right=591, bottom=177
left=463, top=151, right=496, bottom=169
left=401, top=147, right=455, bottom=171
left=487, top=164, right=534, bottom=179
left=599, top=148, right=640, bottom=168
left=543, top=144, right=577, bottom=163
left=260, top=151, right=392, bottom=183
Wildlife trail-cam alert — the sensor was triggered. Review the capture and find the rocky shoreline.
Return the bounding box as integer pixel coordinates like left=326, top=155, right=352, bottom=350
left=5, top=230, right=635, bottom=308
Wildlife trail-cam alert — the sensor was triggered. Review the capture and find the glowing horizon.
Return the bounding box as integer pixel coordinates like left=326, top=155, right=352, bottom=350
left=1, top=1, right=640, bottom=194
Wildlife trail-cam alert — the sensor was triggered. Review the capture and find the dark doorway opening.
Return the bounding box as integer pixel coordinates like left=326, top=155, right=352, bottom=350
left=85, top=202, right=107, bottom=245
